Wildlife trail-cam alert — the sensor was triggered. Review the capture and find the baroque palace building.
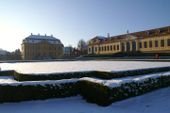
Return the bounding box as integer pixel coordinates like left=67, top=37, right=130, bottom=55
left=88, top=26, right=170, bottom=55
left=21, top=33, right=63, bottom=60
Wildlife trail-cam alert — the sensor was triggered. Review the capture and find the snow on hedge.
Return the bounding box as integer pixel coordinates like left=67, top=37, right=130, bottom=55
left=0, top=76, right=17, bottom=83
left=0, top=77, right=78, bottom=86
left=1, top=71, right=170, bottom=88
left=81, top=71, right=170, bottom=88
left=1, top=61, right=170, bottom=74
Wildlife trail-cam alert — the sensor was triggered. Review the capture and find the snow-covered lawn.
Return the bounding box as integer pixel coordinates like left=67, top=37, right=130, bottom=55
left=0, top=87, right=170, bottom=113
left=1, top=61, right=170, bottom=74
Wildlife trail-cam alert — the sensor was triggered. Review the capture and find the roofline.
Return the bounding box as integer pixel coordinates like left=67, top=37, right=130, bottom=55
left=89, top=25, right=170, bottom=43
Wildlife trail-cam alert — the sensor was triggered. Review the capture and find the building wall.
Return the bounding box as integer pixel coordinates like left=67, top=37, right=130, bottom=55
left=22, top=40, right=63, bottom=60
left=88, top=28, right=170, bottom=55
left=89, top=42, right=121, bottom=55
left=138, top=35, right=170, bottom=53
left=63, top=47, right=73, bottom=56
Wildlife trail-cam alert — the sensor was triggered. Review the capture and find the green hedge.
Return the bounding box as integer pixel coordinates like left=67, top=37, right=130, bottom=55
left=0, top=82, right=78, bottom=103
left=77, top=80, right=112, bottom=106
left=0, top=75, right=170, bottom=106
left=13, top=66, right=170, bottom=81
left=1, top=69, right=170, bottom=106
left=0, top=70, right=14, bottom=76
left=78, top=76, right=170, bottom=106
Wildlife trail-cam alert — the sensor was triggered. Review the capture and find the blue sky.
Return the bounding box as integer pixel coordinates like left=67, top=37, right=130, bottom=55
left=0, top=0, right=170, bottom=51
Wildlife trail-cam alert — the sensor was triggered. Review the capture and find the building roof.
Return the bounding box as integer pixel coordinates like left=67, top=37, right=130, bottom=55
left=25, top=34, right=61, bottom=42
left=89, top=26, right=170, bottom=45
left=22, top=34, right=63, bottom=45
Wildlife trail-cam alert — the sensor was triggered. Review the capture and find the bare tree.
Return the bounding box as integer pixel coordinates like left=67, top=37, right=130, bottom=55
left=77, top=39, right=87, bottom=55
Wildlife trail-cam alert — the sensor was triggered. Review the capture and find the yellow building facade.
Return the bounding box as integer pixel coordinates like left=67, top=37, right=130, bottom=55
left=88, top=26, right=170, bottom=55
left=21, top=34, right=63, bottom=60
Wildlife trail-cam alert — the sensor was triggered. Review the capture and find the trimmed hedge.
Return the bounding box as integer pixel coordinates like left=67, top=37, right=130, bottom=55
left=0, top=82, right=78, bottom=103
left=0, top=70, right=14, bottom=76
left=77, top=80, right=112, bottom=106
left=13, top=66, right=170, bottom=81
left=1, top=74, right=170, bottom=106
left=78, top=76, right=170, bottom=106
left=1, top=68, right=170, bottom=106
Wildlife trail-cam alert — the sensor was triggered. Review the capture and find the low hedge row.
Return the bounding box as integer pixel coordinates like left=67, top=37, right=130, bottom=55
left=0, top=70, right=14, bottom=76
left=13, top=66, right=170, bottom=81
left=78, top=75, right=170, bottom=106
left=77, top=80, right=112, bottom=106
left=0, top=82, right=78, bottom=103
left=1, top=74, right=170, bottom=106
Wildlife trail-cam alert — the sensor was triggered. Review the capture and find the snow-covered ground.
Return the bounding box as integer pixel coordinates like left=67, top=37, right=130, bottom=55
left=1, top=61, right=170, bottom=74
left=0, top=87, right=170, bottom=113
left=0, top=76, right=17, bottom=83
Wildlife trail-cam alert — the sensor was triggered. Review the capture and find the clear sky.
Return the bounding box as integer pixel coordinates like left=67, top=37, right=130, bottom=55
left=0, top=0, right=170, bottom=52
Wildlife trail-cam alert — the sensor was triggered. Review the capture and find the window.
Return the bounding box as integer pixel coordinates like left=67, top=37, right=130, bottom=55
left=121, top=43, right=125, bottom=52
left=99, top=47, right=101, bottom=51
left=110, top=45, right=113, bottom=51
left=104, top=46, right=106, bottom=51
left=113, top=45, right=116, bottom=50
left=117, top=45, right=119, bottom=50
left=139, top=42, right=142, bottom=48
left=95, top=47, right=97, bottom=52
left=155, top=40, right=158, bottom=47
left=168, top=39, right=170, bottom=46
left=161, top=40, right=164, bottom=47
left=149, top=41, right=152, bottom=48
left=144, top=42, right=147, bottom=48
left=102, top=46, right=104, bottom=51
left=107, top=46, right=109, bottom=51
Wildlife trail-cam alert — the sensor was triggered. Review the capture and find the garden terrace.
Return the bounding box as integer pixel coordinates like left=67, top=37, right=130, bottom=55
left=0, top=67, right=170, bottom=106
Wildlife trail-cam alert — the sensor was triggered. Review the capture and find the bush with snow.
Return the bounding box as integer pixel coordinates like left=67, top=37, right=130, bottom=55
left=0, top=70, right=14, bottom=76
left=0, top=81, right=78, bottom=103
left=13, top=66, right=170, bottom=81
left=0, top=67, right=170, bottom=106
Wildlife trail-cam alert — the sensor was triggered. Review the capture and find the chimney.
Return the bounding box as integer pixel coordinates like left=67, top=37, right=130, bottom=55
left=31, top=33, right=33, bottom=35
left=45, top=34, right=47, bottom=37
left=107, top=33, right=110, bottom=38
left=51, top=34, right=53, bottom=37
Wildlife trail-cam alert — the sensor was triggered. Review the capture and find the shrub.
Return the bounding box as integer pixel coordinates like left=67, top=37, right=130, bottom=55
left=0, top=70, right=14, bottom=76
left=1, top=68, right=170, bottom=107
left=77, top=80, right=112, bottom=106
left=0, top=82, right=78, bottom=103
left=13, top=66, right=170, bottom=81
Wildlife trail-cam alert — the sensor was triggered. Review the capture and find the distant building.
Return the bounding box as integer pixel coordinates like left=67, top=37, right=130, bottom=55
left=63, top=46, right=73, bottom=56
left=21, top=33, right=63, bottom=60
left=88, top=26, right=170, bottom=55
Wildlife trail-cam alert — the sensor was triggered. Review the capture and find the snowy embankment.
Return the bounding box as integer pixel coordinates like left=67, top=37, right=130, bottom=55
left=1, top=87, right=170, bottom=113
